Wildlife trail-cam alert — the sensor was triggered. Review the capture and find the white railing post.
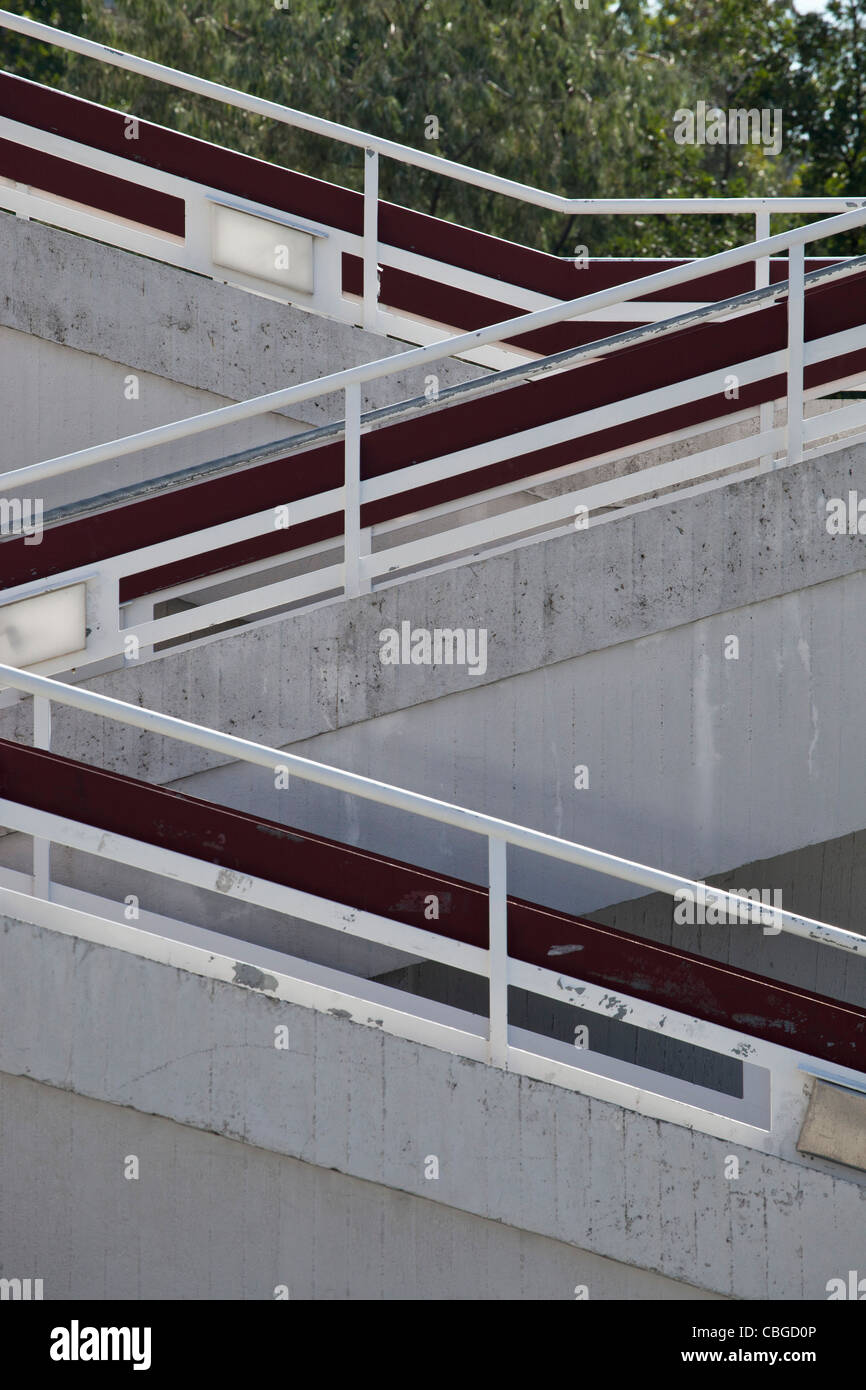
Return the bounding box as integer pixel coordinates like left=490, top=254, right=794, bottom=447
left=363, top=148, right=380, bottom=332
left=1, top=661, right=864, bottom=956
left=344, top=382, right=362, bottom=598
left=32, top=696, right=51, bottom=899
left=487, top=835, right=509, bottom=1068
left=754, top=210, right=769, bottom=290
left=8, top=205, right=866, bottom=494
left=786, top=242, right=805, bottom=467
left=755, top=211, right=774, bottom=471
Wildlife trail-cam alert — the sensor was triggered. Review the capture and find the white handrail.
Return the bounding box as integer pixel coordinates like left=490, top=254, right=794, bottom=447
left=0, top=661, right=863, bottom=957
left=1, top=8, right=864, bottom=218
left=5, top=203, right=866, bottom=492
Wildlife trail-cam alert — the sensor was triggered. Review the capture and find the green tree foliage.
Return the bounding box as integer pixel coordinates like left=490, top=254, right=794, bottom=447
left=648, top=0, right=804, bottom=255
left=1, top=0, right=862, bottom=258
left=786, top=0, right=866, bottom=252
left=0, top=1, right=83, bottom=84
left=57, top=0, right=691, bottom=256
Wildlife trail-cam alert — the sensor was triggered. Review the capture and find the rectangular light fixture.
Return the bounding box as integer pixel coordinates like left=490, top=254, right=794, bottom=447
left=0, top=583, right=87, bottom=668
left=211, top=201, right=317, bottom=294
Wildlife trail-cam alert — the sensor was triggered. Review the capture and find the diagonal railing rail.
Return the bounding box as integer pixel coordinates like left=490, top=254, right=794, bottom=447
left=0, top=661, right=863, bottom=960
left=3, top=209, right=866, bottom=676
left=0, top=661, right=864, bottom=1150
left=5, top=204, right=866, bottom=499
left=2, top=6, right=866, bottom=331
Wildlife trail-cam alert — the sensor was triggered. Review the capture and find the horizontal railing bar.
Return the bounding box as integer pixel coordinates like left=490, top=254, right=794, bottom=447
left=6, top=206, right=866, bottom=492
left=363, top=312, right=862, bottom=510
left=0, top=663, right=862, bottom=956
left=0, top=799, right=487, bottom=975
left=28, top=254, right=866, bottom=531
left=128, top=563, right=345, bottom=645
left=1, top=328, right=856, bottom=617
left=1, top=9, right=864, bottom=217
left=1, top=851, right=843, bottom=1099
left=365, top=423, right=790, bottom=578
left=0, top=873, right=780, bottom=1143
left=507, top=959, right=769, bottom=1061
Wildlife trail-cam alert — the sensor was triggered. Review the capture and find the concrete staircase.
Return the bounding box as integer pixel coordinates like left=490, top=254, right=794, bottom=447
left=2, top=50, right=866, bottom=1302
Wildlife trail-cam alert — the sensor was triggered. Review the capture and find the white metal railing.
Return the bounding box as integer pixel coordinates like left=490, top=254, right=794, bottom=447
left=0, top=661, right=864, bottom=1154
left=5, top=16, right=866, bottom=679
left=2, top=8, right=865, bottom=334
left=9, top=206, right=866, bottom=492
left=1, top=661, right=863, bottom=957
left=3, top=212, right=866, bottom=674
left=4, top=13, right=865, bottom=1151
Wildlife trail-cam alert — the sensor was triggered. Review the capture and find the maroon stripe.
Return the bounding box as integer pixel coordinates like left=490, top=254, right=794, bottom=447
left=0, top=737, right=862, bottom=1067
left=342, top=254, right=642, bottom=356
left=0, top=135, right=184, bottom=236
left=3, top=266, right=864, bottom=600
left=342, top=253, right=841, bottom=354
left=1, top=74, right=840, bottom=311
left=362, top=266, right=866, bottom=482
left=0, top=72, right=361, bottom=236
left=123, top=333, right=866, bottom=600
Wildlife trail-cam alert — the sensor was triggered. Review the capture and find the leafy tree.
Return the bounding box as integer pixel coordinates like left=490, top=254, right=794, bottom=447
left=51, top=0, right=690, bottom=256
left=787, top=0, right=866, bottom=253
left=648, top=0, right=805, bottom=255
left=1, top=0, right=862, bottom=257
left=0, top=1, right=83, bottom=85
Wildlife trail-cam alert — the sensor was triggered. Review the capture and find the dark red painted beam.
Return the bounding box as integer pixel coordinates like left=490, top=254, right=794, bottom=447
left=2, top=264, right=864, bottom=601
left=341, top=253, right=840, bottom=360
left=0, top=737, right=863, bottom=1069
left=0, top=73, right=839, bottom=309
left=341, top=254, right=643, bottom=357
left=0, top=135, right=184, bottom=235
left=0, top=71, right=360, bottom=237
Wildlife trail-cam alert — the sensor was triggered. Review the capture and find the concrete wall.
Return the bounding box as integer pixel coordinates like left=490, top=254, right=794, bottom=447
left=0, top=212, right=484, bottom=512
left=0, top=322, right=311, bottom=512
left=12, top=567, right=862, bottom=982
left=1, top=911, right=861, bottom=1300
left=5, top=431, right=862, bottom=798
left=0, top=1071, right=719, bottom=1301
left=4, top=440, right=866, bottom=986
left=592, top=826, right=866, bottom=1004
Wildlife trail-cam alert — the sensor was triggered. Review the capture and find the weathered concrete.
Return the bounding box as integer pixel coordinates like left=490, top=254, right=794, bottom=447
left=0, top=913, right=863, bottom=1300
left=0, top=1071, right=721, bottom=1301
left=4, top=433, right=862, bottom=773
left=798, top=1081, right=866, bottom=1172
left=0, top=214, right=485, bottom=419
left=0, top=213, right=484, bottom=509
left=0, top=323, right=310, bottom=513
left=3, top=446, right=866, bottom=981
